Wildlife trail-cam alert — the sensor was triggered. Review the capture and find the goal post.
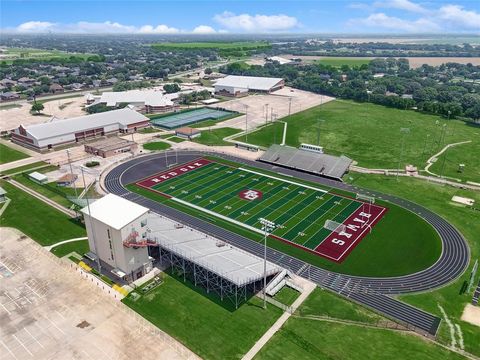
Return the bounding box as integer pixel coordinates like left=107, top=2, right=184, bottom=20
left=356, top=193, right=375, bottom=204
left=324, top=219, right=346, bottom=234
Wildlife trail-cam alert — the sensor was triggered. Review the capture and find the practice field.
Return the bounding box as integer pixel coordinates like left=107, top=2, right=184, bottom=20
left=135, top=158, right=387, bottom=263
left=150, top=108, right=238, bottom=129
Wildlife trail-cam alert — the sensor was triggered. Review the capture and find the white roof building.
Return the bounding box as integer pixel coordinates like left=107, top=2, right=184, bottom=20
left=87, top=90, right=174, bottom=108
left=12, top=108, right=150, bottom=151
left=214, top=75, right=284, bottom=92
left=81, top=194, right=149, bottom=230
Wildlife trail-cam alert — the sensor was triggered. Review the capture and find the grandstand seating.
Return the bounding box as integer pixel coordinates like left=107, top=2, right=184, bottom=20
left=259, top=144, right=352, bottom=180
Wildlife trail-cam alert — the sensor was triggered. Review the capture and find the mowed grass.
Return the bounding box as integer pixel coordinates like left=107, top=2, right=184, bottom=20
left=234, top=100, right=479, bottom=182
left=273, top=286, right=300, bottom=306
left=316, top=57, right=371, bottom=67
left=0, top=143, right=29, bottom=164
left=0, top=180, right=86, bottom=246
left=142, top=141, right=171, bottom=151
left=428, top=140, right=480, bottom=183
left=129, top=157, right=441, bottom=277
left=123, top=272, right=282, bottom=360
left=152, top=41, right=271, bottom=51
left=50, top=239, right=89, bottom=258
left=193, top=128, right=242, bottom=146
left=346, top=173, right=480, bottom=356
left=254, top=317, right=466, bottom=360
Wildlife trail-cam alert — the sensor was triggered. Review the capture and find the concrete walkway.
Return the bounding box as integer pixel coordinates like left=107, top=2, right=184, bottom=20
left=44, top=237, right=88, bottom=251
left=242, top=278, right=317, bottom=360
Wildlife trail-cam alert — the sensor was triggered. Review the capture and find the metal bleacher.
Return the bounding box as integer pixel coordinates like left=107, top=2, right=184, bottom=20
left=259, top=145, right=352, bottom=181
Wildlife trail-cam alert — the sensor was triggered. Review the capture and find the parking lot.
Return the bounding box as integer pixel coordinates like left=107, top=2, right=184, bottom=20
left=0, top=227, right=196, bottom=360
left=216, top=87, right=334, bottom=131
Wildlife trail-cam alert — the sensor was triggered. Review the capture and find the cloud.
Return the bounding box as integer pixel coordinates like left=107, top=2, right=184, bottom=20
left=373, top=0, right=427, bottom=13
left=192, top=25, right=217, bottom=34
left=437, top=5, right=480, bottom=29
left=7, top=21, right=204, bottom=34
left=16, top=21, right=56, bottom=32
left=348, top=12, right=439, bottom=32
left=213, top=11, right=299, bottom=32
left=347, top=1, right=480, bottom=32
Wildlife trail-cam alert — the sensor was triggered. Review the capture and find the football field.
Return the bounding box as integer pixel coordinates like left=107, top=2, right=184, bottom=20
left=135, top=158, right=387, bottom=263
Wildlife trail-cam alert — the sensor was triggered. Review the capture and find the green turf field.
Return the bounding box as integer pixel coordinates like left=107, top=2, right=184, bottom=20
left=233, top=100, right=479, bottom=183
left=130, top=156, right=441, bottom=276
left=142, top=141, right=171, bottom=151
left=0, top=143, right=30, bottom=164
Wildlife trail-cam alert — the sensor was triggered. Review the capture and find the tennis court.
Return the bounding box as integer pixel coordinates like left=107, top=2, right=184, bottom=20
left=150, top=108, right=238, bottom=129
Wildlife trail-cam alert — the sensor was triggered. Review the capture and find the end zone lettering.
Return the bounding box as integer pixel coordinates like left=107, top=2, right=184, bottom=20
left=137, top=159, right=211, bottom=187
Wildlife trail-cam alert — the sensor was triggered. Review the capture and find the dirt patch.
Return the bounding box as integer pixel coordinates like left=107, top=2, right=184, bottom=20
left=460, top=303, right=480, bottom=327
left=76, top=320, right=91, bottom=328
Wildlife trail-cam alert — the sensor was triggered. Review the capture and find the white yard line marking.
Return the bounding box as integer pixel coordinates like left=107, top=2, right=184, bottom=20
left=12, top=334, right=33, bottom=357
left=239, top=167, right=328, bottom=194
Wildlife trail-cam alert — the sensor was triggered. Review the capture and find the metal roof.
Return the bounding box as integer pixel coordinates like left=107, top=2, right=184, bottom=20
left=80, top=194, right=149, bottom=230
left=214, top=75, right=283, bottom=91
left=89, top=90, right=174, bottom=107
left=145, top=214, right=282, bottom=286
left=22, top=108, right=148, bottom=141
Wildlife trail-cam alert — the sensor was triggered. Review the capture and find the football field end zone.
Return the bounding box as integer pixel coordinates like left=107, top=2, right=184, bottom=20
left=314, top=204, right=388, bottom=263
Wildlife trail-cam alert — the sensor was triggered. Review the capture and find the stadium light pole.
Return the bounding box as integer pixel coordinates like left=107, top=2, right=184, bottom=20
left=265, top=103, right=269, bottom=124
left=244, top=104, right=249, bottom=143
left=80, top=166, right=102, bottom=275
left=397, top=127, right=410, bottom=181
left=66, top=149, right=78, bottom=199
left=288, top=97, right=292, bottom=116
left=259, top=218, right=275, bottom=309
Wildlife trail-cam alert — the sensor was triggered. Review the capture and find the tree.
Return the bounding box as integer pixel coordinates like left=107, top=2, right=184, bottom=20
left=31, top=102, right=44, bottom=114
left=163, top=83, right=181, bottom=94
left=204, top=67, right=213, bottom=75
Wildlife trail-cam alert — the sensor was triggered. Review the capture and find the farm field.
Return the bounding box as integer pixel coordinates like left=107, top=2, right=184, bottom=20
left=123, top=272, right=282, bottom=360
left=129, top=156, right=441, bottom=276
left=0, top=142, right=30, bottom=164
left=234, top=100, right=479, bottom=182
left=152, top=41, right=271, bottom=51
left=316, top=57, right=371, bottom=67
left=0, top=47, right=93, bottom=64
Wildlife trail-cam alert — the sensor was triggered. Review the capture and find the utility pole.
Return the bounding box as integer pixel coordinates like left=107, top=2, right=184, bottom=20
left=66, top=149, right=78, bottom=199
left=81, top=167, right=101, bottom=274
left=244, top=104, right=249, bottom=143
left=259, top=218, right=275, bottom=309
left=397, top=127, right=410, bottom=180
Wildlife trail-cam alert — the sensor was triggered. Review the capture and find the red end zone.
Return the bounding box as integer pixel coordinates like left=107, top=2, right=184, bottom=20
left=136, top=158, right=211, bottom=189
left=314, top=203, right=387, bottom=263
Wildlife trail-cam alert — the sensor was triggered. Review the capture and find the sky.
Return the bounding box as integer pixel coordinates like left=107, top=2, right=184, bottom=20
left=1, top=0, right=479, bottom=34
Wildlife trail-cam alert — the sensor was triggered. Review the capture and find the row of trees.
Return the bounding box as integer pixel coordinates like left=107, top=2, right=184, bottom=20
left=221, top=59, right=480, bottom=121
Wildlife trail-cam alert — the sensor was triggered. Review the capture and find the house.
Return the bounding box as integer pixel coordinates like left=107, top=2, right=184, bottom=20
left=57, top=173, right=78, bottom=187
left=0, top=92, right=20, bottom=101
left=0, top=79, right=17, bottom=88
left=11, top=108, right=150, bottom=152
left=175, top=127, right=201, bottom=140
left=17, top=77, right=36, bottom=86
left=49, top=83, right=64, bottom=94
left=214, top=75, right=284, bottom=97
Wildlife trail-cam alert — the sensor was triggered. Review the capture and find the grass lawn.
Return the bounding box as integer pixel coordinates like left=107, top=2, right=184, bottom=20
left=137, top=127, right=163, bottom=134
left=274, top=286, right=300, bottom=306
left=123, top=272, right=282, bottom=360
left=428, top=139, right=480, bottom=183
left=127, top=156, right=441, bottom=277
left=167, top=136, right=186, bottom=143
left=0, top=103, right=22, bottom=110
left=316, top=57, right=371, bottom=67
left=2, top=161, right=52, bottom=175
left=50, top=239, right=89, bottom=258
left=233, top=100, right=479, bottom=181
left=193, top=128, right=242, bottom=146
left=298, top=288, right=383, bottom=324
left=0, top=180, right=86, bottom=246
left=0, top=143, right=30, bottom=164
left=346, top=173, right=480, bottom=356
left=254, top=317, right=466, bottom=360
left=142, top=141, right=171, bottom=151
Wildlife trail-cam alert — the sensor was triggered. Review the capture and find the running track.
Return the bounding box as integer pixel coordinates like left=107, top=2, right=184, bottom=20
left=103, top=151, right=470, bottom=336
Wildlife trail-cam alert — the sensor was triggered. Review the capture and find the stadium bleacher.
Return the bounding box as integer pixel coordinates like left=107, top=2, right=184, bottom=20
left=259, top=144, right=352, bottom=181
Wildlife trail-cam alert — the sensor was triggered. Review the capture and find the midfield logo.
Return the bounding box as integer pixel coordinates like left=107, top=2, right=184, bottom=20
left=239, top=189, right=263, bottom=201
